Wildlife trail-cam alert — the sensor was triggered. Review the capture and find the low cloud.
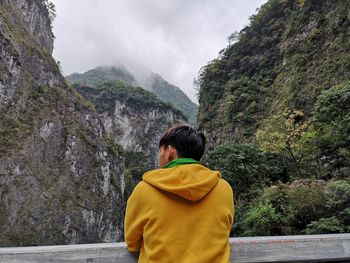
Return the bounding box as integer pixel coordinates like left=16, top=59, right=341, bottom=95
left=51, top=0, right=267, bottom=102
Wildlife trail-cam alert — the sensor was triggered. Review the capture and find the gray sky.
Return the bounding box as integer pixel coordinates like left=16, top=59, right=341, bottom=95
left=51, top=0, right=267, bottom=103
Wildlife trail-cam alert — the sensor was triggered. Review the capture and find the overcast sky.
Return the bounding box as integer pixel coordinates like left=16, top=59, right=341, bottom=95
left=51, top=0, right=267, bottom=103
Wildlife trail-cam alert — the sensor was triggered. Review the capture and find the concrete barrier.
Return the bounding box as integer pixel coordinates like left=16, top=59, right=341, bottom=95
left=0, top=234, right=350, bottom=262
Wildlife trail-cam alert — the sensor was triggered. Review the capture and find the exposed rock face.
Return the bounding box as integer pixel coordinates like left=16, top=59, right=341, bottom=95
left=103, top=101, right=182, bottom=168
left=13, top=0, right=55, bottom=53
left=0, top=34, right=21, bottom=109
left=0, top=0, right=59, bottom=110
left=66, top=66, right=198, bottom=125
left=0, top=0, right=186, bottom=247
left=136, top=72, right=198, bottom=125
left=75, top=84, right=186, bottom=169
left=0, top=0, right=125, bottom=246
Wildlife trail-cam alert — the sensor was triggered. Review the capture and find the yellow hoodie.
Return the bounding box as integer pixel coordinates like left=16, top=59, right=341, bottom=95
left=124, top=163, right=234, bottom=263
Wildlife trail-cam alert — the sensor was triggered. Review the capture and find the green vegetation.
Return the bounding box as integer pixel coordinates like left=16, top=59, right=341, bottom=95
left=66, top=67, right=197, bottom=124
left=196, top=0, right=350, bottom=236
left=304, top=216, right=348, bottom=234
left=0, top=83, right=70, bottom=155
left=72, top=80, right=187, bottom=120
left=66, top=66, right=136, bottom=86
left=205, top=81, right=350, bottom=236
left=104, top=135, right=124, bottom=156
left=256, top=109, right=309, bottom=178
left=237, top=180, right=349, bottom=236
left=204, top=143, right=286, bottom=200
left=0, top=116, right=31, bottom=153
left=0, top=0, right=60, bottom=75
left=148, top=73, right=198, bottom=124
left=197, top=0, right=350, bottom=142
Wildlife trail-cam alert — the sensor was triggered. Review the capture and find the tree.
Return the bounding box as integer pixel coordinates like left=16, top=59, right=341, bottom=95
left=256, top=109, right=309, bottom=177
left=311, top=81, right=350, bottom=178
left=240, top=180, right=332, bottom=236
left=204, top=143, right=287, bottom=200
left=314, top=81, right=350, bottom=140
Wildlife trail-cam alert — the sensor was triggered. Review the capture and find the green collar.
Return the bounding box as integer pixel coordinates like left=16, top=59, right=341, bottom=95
left=164, top=158, right=200, bottom=168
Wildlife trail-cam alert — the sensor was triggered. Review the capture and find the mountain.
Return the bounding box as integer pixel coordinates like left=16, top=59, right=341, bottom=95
left=67, top=66, right=187, bottom=168
left=0, top=0, right=184, bottom=246
left=197, top=0, right=350, bottom=146
left=137, top=73, right=198, bottom=124
left=197, top=0, right=350, bottom=237
left=72, top=80, right=187, bottom=200
left=73, top=80, right=186, bottom=169
left=0, top=0, right=124, bottom=246
left=66, top=66, right=138, bottom=86
left=67, top=66, right=198, bottom=124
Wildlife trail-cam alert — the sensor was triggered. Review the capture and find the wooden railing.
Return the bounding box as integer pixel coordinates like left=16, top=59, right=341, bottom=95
left=0, top=234, right=349, bottom=262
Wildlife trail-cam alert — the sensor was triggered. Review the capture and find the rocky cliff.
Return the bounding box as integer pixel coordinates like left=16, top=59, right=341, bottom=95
left=67, top=66, right=198, bottom=124
left=0, top=0, right=185, bottom=246
left=197, top=0, right=350, bottom=237
left=73, top=81, right=186, bottom=169
left=197, top=0, right=350, bottom=147
left=0, top=0, right=183, bottom=246
left=137, top=72, right=198, bottom=124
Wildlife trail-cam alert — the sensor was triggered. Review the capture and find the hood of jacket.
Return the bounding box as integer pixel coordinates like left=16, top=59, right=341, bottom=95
left=142, top=164, right=221, bottom=201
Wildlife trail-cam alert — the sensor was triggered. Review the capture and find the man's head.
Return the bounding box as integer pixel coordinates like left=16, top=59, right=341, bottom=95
left=158, top=124, right=206, bottom=167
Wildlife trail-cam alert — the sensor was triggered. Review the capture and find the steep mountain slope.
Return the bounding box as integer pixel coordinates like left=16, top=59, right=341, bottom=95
left=0, top=0, right=187, bottom=246
left=198, top=0, right=350, bottom=146
left=138, top=73, right=198, bottom=124
left=66, top=66, right=137, bottom=86
left=0, top=0, right=126, bottom=246
left=198, top=0, right=350, bottom=237
left=73, top=80, right=186, bottom=169
left=67, top=66, right=198, bottom=124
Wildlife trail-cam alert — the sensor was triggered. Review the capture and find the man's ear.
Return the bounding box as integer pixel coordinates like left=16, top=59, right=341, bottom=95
left=168, top=145, right=179, bottom=161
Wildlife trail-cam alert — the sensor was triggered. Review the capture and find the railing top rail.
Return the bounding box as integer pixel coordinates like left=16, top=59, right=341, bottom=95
left=0, top=234, right=349, bottom=263
left=231, top=233, right=350, bottom=243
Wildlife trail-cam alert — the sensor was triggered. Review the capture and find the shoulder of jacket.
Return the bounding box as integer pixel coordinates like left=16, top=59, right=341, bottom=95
left=218, top=178, right=234, bottom=192
left=134, top=180, right=156, bottom=193
left=133, top=181, right=147, bottom=191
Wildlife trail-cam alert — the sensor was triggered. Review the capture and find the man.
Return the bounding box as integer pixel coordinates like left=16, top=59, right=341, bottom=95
left=124, top=124, right=234, bottom=263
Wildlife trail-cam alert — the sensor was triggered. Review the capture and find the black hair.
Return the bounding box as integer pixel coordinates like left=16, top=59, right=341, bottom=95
left=159, top=124, right=206, bottom=161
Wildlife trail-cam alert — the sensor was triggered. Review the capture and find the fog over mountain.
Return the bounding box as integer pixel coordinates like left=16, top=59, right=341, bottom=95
left=51, top=0, right=267, bottom=103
